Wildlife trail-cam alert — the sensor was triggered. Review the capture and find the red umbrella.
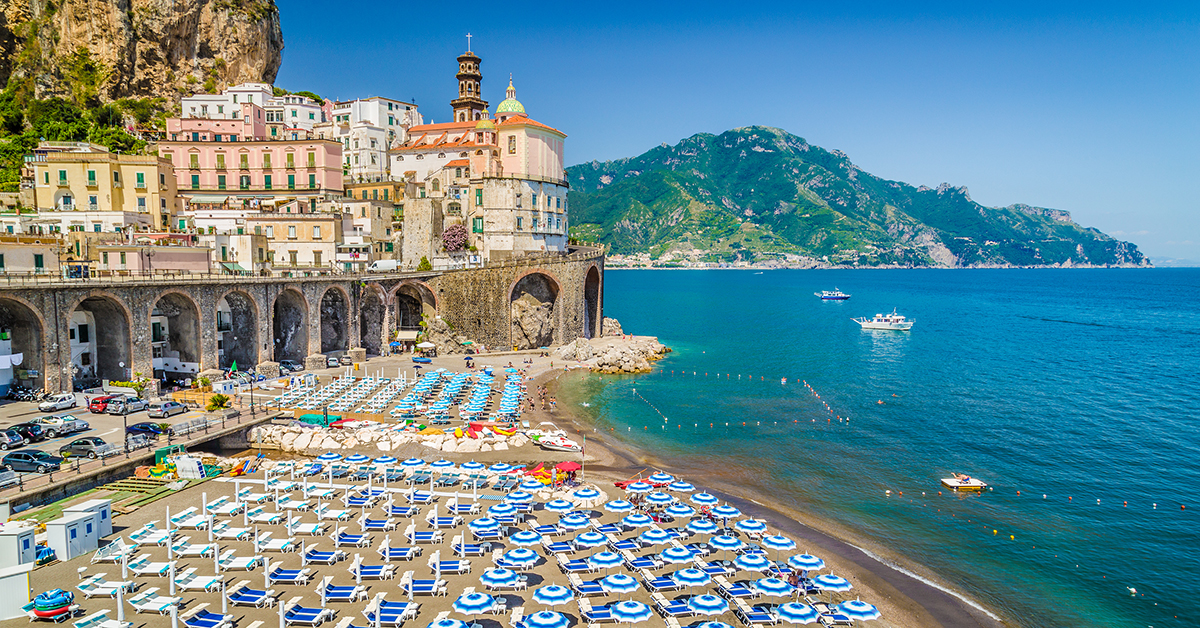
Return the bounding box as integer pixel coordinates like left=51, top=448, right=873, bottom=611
left=556, top=461, right=582, bottom=472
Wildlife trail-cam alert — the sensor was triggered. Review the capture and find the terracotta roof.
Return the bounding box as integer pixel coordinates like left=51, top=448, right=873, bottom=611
left=497, top=114, right=566, bottom=136
left=407, top=120, right=478, bottom=133
left=445, top=159, right=469, bottom=167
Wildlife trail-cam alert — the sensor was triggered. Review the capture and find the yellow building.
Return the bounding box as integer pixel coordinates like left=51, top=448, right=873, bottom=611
left=245, top=209, right=345, bottom=276
left=31, top=146, right=181, bottom=232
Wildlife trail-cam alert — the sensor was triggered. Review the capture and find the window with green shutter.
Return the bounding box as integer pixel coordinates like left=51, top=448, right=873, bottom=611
left=476, top=189, right=482, bottom=206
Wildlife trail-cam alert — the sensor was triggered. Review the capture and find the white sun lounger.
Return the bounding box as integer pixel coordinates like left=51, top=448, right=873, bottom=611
left=174, top=568, right=222, bottom=592
left=127, top=587, right=182, bottom=614
left=257, top=532, right=298, bottom=553
left=248, top=507, right=285, bottom=524
left=218, top=549, right=264, bottom=571
left=171, top=537, right=217, bottom=557
left=91, top=538, right=134, bottom=563
left=289, top=517, right=326, bottom=536
left=315, top=503, right=351, bottom=521
left=129, top=522, right=172, bottom=546
left=214, top=521, right=253, bottom=541
left=128, top=553, right=171, bottom=577
left=76, top=575, right=135, bottom=599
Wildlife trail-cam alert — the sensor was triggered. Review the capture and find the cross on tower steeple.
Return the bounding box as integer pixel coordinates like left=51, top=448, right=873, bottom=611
left=451, top=44, right=487, bottom=122
left=466, top=33, right=472, bottom=52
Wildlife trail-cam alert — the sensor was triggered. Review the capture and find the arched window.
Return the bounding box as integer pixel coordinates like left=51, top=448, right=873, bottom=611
left=432, top=180, right=440, bottom=192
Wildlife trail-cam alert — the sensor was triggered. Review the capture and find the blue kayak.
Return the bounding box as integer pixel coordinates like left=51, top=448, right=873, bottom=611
left=412, top=357, right=432, bottom=364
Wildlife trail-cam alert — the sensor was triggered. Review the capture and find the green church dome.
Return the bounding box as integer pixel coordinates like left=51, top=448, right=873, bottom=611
left=496, top=97, right=525, bottom=114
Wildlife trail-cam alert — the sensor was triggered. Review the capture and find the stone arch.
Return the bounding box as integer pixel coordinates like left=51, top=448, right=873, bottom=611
left=273, top=288, right=309, bottom=363
left=319, top=285, right=349, bottom=353
left=0, top=296, right=45, bottom=393
left=584, top=264, right=601, bottom=339
left=150, top=290, right=203, bottom=383
left=68, top=292, right=132, bottom=383
left=217, top=289, right=259, bottom=370
left=359, top=285, right=386, bottom=356
left=392, top=281, right=437, bottom=330
left=509, top=270, right=561, bottom=350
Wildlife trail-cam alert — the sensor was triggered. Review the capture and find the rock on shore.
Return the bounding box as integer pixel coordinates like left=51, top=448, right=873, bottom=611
left=422, top=317, right=481, bottom=355
left=555, top=335, right=670, bottom=374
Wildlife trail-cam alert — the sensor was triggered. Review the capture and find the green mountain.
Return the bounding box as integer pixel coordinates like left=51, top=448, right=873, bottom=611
left=566, top=126, right=1148, bottom=267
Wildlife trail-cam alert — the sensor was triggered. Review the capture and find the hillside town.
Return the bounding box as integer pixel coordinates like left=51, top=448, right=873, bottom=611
left=0, top=46, right=571, bottom=278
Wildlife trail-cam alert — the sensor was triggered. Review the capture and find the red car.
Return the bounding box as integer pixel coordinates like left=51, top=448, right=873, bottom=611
left=88, top=395, right=118, bottom=413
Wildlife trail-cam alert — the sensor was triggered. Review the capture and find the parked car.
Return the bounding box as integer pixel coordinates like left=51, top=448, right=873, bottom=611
left=2, top=450, right=62, bottom=473
left=30, top=415, right=90, bottom=438
left=9, top=423, right=46, bottom=445
left=278, top=365, right=292, bottom=376
left=339, top=355, right=353, bottom=366
left=147, top=401, right=187, bottom=418
left=0, top=430, right=23, bottom=450
left=106, top=396, right=149, bottom=415
left=126, top=422, right=166, bottom=438
left=89, top=395, right=118, bottom=413
left=280, top=360, right=303, bottom=372
left=38, top=393, right=77, bottom=412
left=326, top=356, right=340, bottom=368
left=58, top=437, right=108, bottom=459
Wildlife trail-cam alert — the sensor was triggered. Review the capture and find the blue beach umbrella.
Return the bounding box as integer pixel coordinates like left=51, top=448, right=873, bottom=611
left=667, top=481, right=696, bottom=493
left=574, top=531, right=608, bottom=548
left=671, top=568, right=711, bottom=589
left=599, top=574, right=640, bottom=597
left=665, top=504, right=695, bottom=519
left=752, top=577, right=796, bottom=598
left=488, top=503, right=518, bottom=517
left=344, top=454, right=370, bottom=464
left=696, top=623, right=735, bottom=628
left=461, top=461, right=485, bottom=472
left=505, top=368, right=518, bottom=373
left=621, top=513, right=654, bottom=528
left=524, top=610, right=570, bottom=628
left=604, top=500, right=635, bottom=514
left=489, top=463, right=514, bottom=474
left=813, top=574, right=853, bottom=599
left=777, top=602, right=821, bottom=625
left=648, top=472, right=675, bottom=484
left=787, top=554, right=825, bottom=573
left=452, top=591, right=496, bottom=616
left=836, top=599, right=881, bottom=621
left=572, top=488, right=601, bottom=502
left=543, top=499, right=575, bottom=514
left=708, top=535, right=744, bottom=552
left=468, top=517, right=501, bottom=532
left=691, top=492, right=720, bottom=506
left=401, top=457, right=426, bottom=468
left=659, top=546, right=695, bottom=564
left=479, top=568, right=519, bottom=589
left=762, top=535, right=796, bottom=552
left=609, top=600, right=652, bottom=624
left=430, top=459, right=456, bottom=470
left=645, top=492, right=675, bottom=506
left=735, top=553, right=771, bottom=572
left=587, top=551, right=623, bottom=571
left=638, top=528, right=673, bottom=546
left=559, top=515, right=591, bottom=530
left=531, top=585, right=574, bottom=607
left=506, top=491, right=535, bottom=503
left=624, top=481, right=654, bottom=494
left=509, top=530, right=543, bottom=546
left=502, top=548, right=539, bottom=568
left=687, top=594, right=729, bottom=617
left=687, top=520, right=718, bottom=535
left=519, top=479, right=547, bottom=492
left=373, top=456, right=398, bottom=465
left=712, top=505, right=742, bottom=519
left=427, top=620, right=469, bottom=628
left=316, top=453, right=341, bottom=462
left=735, top=518, right=768, bottom=535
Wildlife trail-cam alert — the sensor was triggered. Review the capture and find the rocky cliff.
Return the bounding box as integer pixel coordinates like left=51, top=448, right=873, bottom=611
left=556, top=334, right=670, bottom=374
left=0, top=0, right=282, bottom=104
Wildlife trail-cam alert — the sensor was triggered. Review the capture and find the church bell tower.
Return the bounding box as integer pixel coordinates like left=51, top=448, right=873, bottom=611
left=451, top=35, right=488, bottom=122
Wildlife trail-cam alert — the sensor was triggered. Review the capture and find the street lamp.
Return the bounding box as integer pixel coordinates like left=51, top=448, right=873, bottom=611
left=141, top=247, right=156, bottom=277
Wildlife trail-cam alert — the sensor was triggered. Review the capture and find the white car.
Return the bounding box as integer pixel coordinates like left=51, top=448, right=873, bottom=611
left=38, top=393, right=77, bottom=412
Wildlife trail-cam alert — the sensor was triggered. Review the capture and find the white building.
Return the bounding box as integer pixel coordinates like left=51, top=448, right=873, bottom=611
left=314, top=97, right=423, bottom=182
left=181, top=84, right=323, bottom=132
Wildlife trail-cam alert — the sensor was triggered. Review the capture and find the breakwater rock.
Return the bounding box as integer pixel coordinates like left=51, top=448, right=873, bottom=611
left=250, top=422, right=532, bottom=454
left=555, top=335, right=670, bottom=374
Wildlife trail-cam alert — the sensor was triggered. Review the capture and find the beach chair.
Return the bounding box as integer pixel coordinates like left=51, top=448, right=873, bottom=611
left=290, top=517, right=327, bottom=536
left=257, top=532, right=299, bottom=553
left=696, top=559, right=732, bottom=577
left=71, top=610, right=128, bottom=628
left=590, top=521, right=622, bottom=536
left=331, top=527, right=372, bottom=548
left=357, top=515, right=397, bottom=532
left=577, top=599, right=614, bottom=623
left=714, top=575, right=756, bottom=599
left=316, top=577, right=368, bottom=603
left=430, top=557, right=471, bottom=574
left=213, top=521, right=253, bottom=541
left=278, top=497, right=311, bottom=511
left=446, top=501, right=479, bottom=515
left=426, top=513, right=462, bottom=529
left=349, top=561, right=395, bottom=580
left=127, top=587, right=181, bottom=614
left=433, top=473, right=459, bottom=488
left=242, top=491, right=272, bottom=504
left=218, top=550, right=263, bottom=571
left=302, top=545, right=347, bottom=565
left=267, top=480, right=298, bottom=492
left=685, top=542, right=713, bottom=557
left=182, top=607, right=234, bottom=628
left=530, top=523, right=562, bottom=537
left=343, top=493, right=376, bottom=509
left=540, top=537, right=574, bottom=554
left=128, top=553, right=171, bottom=577
left=129, top=523, right=172, bottom=546
left=267, top=566, right=313, bottom=585
left=226, top=581, right=276, bottom=607
left=377, top=538, right=422, bottom=561
left=91, top=538, right=134, bottom=564
left=171, top=537, right=217, bottom=558
left=472, top=526, right=503, bottom=542
left=171, top=507, right=208, bottom=529
left=811, top=601, right=853, bottom=626
left=405, top=490, right=434, bottom=504
left=384, top=505, right=420, bottom=518
left=283, top=605, right=337, bottom=626
left=76, top=575, right=134, bottom=599
left=304, top=486, right=338, bottom=500
left=210, top=500, right=244, bottom=517
left=621, top=549, right=661, bottom=570
left=403, top=524, right=443, bottom=545
left=450, top=535, right=487, bottom=556
left=555, top=553, right=595, bottom=574
left=248, top=507, right=285, bottom=525
left=361, top=598, right=419, bottom=626
left=316, top=503, right=352, bottom=521
left=642, top=569, right=683, bottom=592
left=509, top=607, right=525, bottom=628
left=174, top=569, right=222, bottom=592
left=567, top=573, right=604, bottom=597
left=398, top=572, right=447, bottom=596
left=651, top=592, right=693, bottom=618
left=408, top=472, right=433, bottom=485
left=733, top=598, right=777, bottom=625
left=608, top=537, right=640, bottom=552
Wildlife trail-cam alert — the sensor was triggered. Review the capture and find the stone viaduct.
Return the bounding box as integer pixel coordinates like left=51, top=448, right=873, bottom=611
left=0, top=247, right=604, bottom=393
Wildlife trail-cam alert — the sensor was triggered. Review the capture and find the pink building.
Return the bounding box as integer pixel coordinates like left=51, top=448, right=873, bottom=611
left=166, top=102, right=267, bottom=142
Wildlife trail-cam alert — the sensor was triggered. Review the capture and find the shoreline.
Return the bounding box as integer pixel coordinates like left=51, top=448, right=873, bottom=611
left=522, top=364, right=1009, bottom=628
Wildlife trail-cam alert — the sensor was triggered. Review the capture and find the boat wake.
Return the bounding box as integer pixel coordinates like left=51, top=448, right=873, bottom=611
left=847, top=542, right=1003, bottom=623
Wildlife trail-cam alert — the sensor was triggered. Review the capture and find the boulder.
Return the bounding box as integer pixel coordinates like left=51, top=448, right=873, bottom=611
left=458, top=438, right=482, bottom=454
left=376, top=440, right=392, bottom=452
left=479, top=443, right=492, bottom=453
left=441, top=440, right=459, bottom=453
left=492, top=442, right=509, bottom=452
left=602, top=317, right=624, bottom=337
left=291, top=431, right=313, bottom=452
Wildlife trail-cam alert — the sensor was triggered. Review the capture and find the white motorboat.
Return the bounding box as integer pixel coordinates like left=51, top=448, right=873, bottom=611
left=815, top=289, right=851, bottom=300
left=537, top=435, right=582, bottom=453
left=853, top=309, right=914, bottom=331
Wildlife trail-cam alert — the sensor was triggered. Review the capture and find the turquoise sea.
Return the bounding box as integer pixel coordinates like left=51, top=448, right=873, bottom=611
left=558, top=268, right=1200, bottom=627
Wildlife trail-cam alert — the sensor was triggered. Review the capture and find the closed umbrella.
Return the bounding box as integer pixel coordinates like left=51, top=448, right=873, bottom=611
left=836, top=599, right=881, bottom=622
left=687, top=594, right=729, bottom=617
left=777, top=602, right=821, bottom=625
left=604, top=500, right=635, bottom=514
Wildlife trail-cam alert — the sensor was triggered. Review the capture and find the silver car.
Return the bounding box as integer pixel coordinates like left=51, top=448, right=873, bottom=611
left=38, top=393, right=77, bottom=412
left=106, top=396, right=149, bottom=415
left=147, top=401, right=187, bottom=418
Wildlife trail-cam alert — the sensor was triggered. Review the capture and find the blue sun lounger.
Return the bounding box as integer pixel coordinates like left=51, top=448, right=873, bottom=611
left=360, top=518, right=397, bottom=532
left=541, top=539, right=574, bottom=554
left=568, top=574, right=604, bottom=596
left=591, top=522, right=622, bottom=535
left=579, top=601, right=613, bottom=623
left=379, top=545, right=421, bottom=561
left=642, top=569, right=683, bottom=592
left=451, top=540, right=486, bottom=556
left=733, top=599, right=777, bottom=625
left=267, top=567, right=312, bottom=585
left=361, top=601, right=418, bottom=626
left=623, top=554, right=659, bottom=570
left=385, top=505, right=420, bottom=518
left=531, top=524, right=562, bottom=536
left=432, top=559, right=470, bottom=574
left=472, top=528, right=503, bottom=542
left=302, top=546, right=346, bottom=565
left=609, top=538, right=639, bottom=552
left=182, top=609, right=234, bottom=628
left=332, top=531, right=372, bottom=547
left=349, top=563, right=395, bottom=580
left=406, top=491, right=434, bottom=504
left=446, top=503, right=478, bottom=515
left=283, top=605, right=336, bottom=626
left=317, top=582, right=367, bottom=603
left=228, top=585, right=276, bottom=607
left=556, top=555, right=595, bottom=573
left=405, top=529, right=443, bottom=544
left=400, top=579, right=446, bottom=596
left=344, top=495, right=376, bottom=508
left=696, top=560, right=732, bottom=577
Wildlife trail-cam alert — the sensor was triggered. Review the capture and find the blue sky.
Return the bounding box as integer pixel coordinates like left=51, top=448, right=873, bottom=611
left=276, top=1, right=1199, bottom=260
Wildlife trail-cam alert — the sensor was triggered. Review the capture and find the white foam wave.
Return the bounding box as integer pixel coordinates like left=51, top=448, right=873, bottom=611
left=848, top=541, right=1003, bottom=622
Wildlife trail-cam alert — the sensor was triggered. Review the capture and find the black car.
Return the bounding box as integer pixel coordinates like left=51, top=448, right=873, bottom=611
left=2, top=450, right=62, bottom=473
left=9, top=423, right=46, bottom=445
left=126, top=422, right=166, bottom=438
left=59, top=437, right=108, bottom=459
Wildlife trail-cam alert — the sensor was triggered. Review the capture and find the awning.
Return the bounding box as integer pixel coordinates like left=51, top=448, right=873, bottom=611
left=395, top=331, right=419, bottom=341
left=188, top=195, right=230, bottom=203
left=220, top=262, right=248, bottom=272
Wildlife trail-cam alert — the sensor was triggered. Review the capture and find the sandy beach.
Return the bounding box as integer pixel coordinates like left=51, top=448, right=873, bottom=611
left=4, top=345, right=1008, bottom=628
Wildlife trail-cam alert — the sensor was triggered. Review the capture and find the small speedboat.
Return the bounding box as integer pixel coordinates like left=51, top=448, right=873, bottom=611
left=815, top=289, right=851, bottom=300
left=537, top=435, right=582, bottom=453
left=853, top=309, right=913, bottom=331
left=941, top=473, right=988, bottom=491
